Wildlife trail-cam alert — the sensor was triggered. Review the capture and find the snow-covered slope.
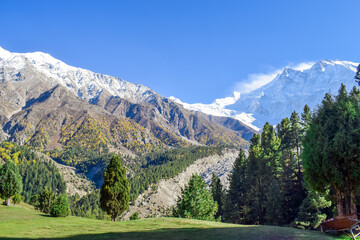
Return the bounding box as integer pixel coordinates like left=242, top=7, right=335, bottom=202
left=0, top=47, right=157, bottom=103
left=174, top=60, right=359, bottom=130
left=169, top=93, right=259, bottom=131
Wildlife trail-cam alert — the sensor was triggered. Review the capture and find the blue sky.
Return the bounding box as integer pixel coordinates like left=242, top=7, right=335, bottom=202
left=0, top=1, right=359, bottom=103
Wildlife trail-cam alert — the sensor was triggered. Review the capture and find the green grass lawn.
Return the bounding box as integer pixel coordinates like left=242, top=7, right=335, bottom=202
left=0, top=203, right=347, bottom=240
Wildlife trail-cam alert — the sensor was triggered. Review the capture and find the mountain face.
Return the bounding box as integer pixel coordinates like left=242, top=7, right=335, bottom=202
left=0, top=47, right=156, bottom=104
left=173, top=60, right=359, bottom=129
left=0, top=47, right=252, bottom=161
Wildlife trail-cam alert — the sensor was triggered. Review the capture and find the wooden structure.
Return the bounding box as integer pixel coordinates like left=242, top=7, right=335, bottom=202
left=320, top=214, right=360, bottom=239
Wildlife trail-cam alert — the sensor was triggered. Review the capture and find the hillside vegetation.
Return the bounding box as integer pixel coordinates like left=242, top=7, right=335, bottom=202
left=0, top=204, right=343, bottom=240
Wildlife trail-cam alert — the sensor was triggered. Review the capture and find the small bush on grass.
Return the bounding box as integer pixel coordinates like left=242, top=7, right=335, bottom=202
left=51, top=194, right=71, bottom=217
left=130, top=211, right=140, bottom=220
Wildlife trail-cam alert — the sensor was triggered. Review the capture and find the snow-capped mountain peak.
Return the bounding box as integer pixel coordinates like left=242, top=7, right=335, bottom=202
left=0, top=47, right=157, bottom=104
left=174, top=60, right=359, bottom=130
left=0, top=47, right=12, bottom=60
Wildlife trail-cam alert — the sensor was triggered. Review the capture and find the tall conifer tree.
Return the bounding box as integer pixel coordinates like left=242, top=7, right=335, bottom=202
left=300, top=104, right=312, bottom=132
left=290, top=111, right=302, bottom=173
left=278, top=117, right=305, bottom=224
left=210, top=173, right=224, bottom=219
left=100, top=155, right=130, bottom=221
left=245, top=133, right=265, bottom=224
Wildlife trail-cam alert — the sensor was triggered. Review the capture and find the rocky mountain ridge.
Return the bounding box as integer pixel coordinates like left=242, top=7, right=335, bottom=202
left=0, top=47, right=253, bottom=161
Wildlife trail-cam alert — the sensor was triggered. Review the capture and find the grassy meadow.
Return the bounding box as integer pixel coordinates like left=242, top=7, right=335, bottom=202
left=0, top=203, right=347, bottom=240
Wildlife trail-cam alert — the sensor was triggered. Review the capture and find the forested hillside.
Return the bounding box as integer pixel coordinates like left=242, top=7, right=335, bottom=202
left=0, top=142, right=66, bottom=202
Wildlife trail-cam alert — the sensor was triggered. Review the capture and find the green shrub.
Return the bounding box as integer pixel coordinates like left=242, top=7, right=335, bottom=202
left=130, top=211, right=140, bottom=220
left=11, top=193, right=22, bottom=206
left=51, top=194, right=71, bottom=217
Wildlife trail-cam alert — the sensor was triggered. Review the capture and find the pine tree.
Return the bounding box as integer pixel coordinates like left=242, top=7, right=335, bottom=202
left=100, top=155, right=130, bottom=221
left=292, top=190, right=331, bottom=230
left=355, top=64, right=360, bottom=85
left=290, top=111, right=302, bottom=173
left=277, top=117, right=305, bottom=224
left=300, top=104, right=312, bottom=132
left=223, top=150, right=247, bottom=223
left=277, top=118, right=292, bottom=151
left=261, top=122, right=281, bottom=178
left=0, top=160, right=22, bottom=206
left=244, top=133, right=264, bottom=224
left=174, top=174, right=217, bottom=221
left=209, top=173, right=223, bottom=219
left=259, top=123, right=281, bottom=224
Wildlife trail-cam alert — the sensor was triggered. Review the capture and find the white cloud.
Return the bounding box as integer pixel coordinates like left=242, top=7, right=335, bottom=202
left=235, top=71, right=281, bottom=94
left=235, top=61, right=315, bottom=94
left=290, top=62, right=315, bottom=71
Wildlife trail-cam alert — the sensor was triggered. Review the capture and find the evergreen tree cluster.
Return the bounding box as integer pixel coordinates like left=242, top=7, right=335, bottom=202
left=0, top=141, right=67, bottom=203
left=31, top=187, right=70, bottom=217
left=48, top=145, right=110, bottom=167
left=19, top=160, right=66, bottom=202
left=302, top=84, right=360, bottom=217
left=0, top=142, right=66, bottom=207
left=222, top=107, right=329, bottom=228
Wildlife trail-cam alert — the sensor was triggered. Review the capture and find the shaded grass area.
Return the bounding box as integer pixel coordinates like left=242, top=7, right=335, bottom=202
left=0, top=204, right=346, bottom=240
